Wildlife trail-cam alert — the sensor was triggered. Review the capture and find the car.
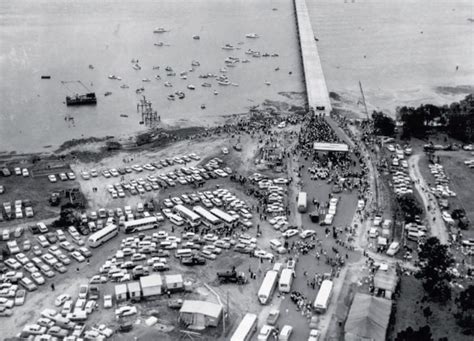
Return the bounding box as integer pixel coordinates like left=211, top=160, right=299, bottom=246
left=308, top=329, right=321, bottom=341
left=78, top=247, right=92, bottom=258
left=16, top=252, right=29, bottom=265
left=37, top=317, right=55, bottom=329
left=67, top=172, right=76, bottom=180
left=48, top=326, right=69, bottom=338
left=103, top=294, right=113, bottom=308
left=48, top=174, right=57, bottom=183
left=59, top=241, right=75, bottom=252
left=38, top=264, right=55, bottom=278
left=254, top=250, right=274, bottom=260
left=0, top=297, right=14, bottom=308
left=55, top=294, right=72, bottom=307
left=41, top=253, right=58, bottom=266
left=22, top=168, right=29, bottom=177
left=29, top=271, right=46, bottom=285
left=115, top=305, right=137, bottom=317
left=37, top=235, right=50, bottom=248
left=24, top=262, right=39, bottom=274
left=267, top=308, right=280, bottom=325
left=282, top=229, right=298, bottom=239
left=22, top=324, right=46, bottom=335
left=90, top=275, right=108, bottom=284
left=53, top=262, right=67, bottom=273
left=299, top=230, right=316, bottom=239
left=200, top=250, right=217, bottom=260
left=57, top=253, right=71, bottom=265
left=20, top=277, right=37, bottom=291
left=5, top=258, right=22, bottom=270
left=279, top=325, right=293, bottom=341
left=258, top=325, right=275, bottom=341
left=70, top=251, right=85, bottom=262
left=58, top=173, right=68, bottom=181
left=0, top=306, right=13, bottom=317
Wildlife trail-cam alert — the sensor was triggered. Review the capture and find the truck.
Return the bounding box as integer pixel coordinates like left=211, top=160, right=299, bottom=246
left=297, top=192, right=307, bottom=213
left=217, top=269, right=247, bottom=284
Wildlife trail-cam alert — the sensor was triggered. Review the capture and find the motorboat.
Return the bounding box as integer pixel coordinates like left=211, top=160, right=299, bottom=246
left=133, top=64, right=141, bottom=70
left=155, top=75, right=161, bottom=80
left=165, top=66, right=173, bottom=72
left=104, top=92, right=112, bottom=96
left=193, top=35, right=200, bottom=40
left=164, top=82, right=172, bottom=87
left=142, top=78, right=151, bottom=82
left=191, top=60, right=200, bottom=67
left=245, top=33, right=259, bottom=38
left=120, top=84, right=129, bottom=89
left=201, top=82, right=212, bottom=87
left=175, top=91, right=185, bottom=99
left=120, top=114, right=128, bottom=117
left=214, top=90, right=219, bottom=95
left=180, top=75, right=187, bottom=80
left=187, top=84, right=195, bottom=90
left=218, top=80, right=231, bottom=86
left=153, top=27, right=167, bottom=33
left=153, top=66, right=160, bottom=70
left=242, top=59, right=250, bottom=63
left=265, top=81, right=271, bottom=86
left=231, top=83, right=239, bottom=87
left=262, top=53, right=270, bottom=57
left=167, top=72, right=176, bottom=76
left=245, top=49, right=254, bottom=55
left=116, top=76, right=122, bottom=81
left=221, top=44, right=234, bottom=50
left=252, top=52, right=261, bottom=58
left=89, top=65, right=94, bottom=69
left=167, top=94, right=175, bottom=100
left=108, top=75, right=116, bottom=79
left=219, top=68, right=228, bottom=73
left=271, top=53, right=279, bottom=57
left=201, top=104, right=206, bottom=109
left=180, top=71, right=188, bottom=76
left=136, top=87, right=145, bottom=93
left=154, top=42, right=164, bottom=47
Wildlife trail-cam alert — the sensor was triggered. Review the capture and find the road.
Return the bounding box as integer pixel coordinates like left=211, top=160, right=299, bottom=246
left=408, top=154, right=448, bottom=244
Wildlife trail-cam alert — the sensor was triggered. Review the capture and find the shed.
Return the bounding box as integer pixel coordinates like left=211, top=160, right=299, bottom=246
left=165, top=274, right=184, bottom=292
left=344, top=293, right=392, bottom=341
left=179, top=300, right=223, bottom=329
left=377, top=236, right=387, bottom=246
left=115, top=284, right=128, bottom=302
left=127, top=281, right=141, bottom=301
left=140, top=274, right=162, bottom=297
left=374, top=267, right=398, bottom=299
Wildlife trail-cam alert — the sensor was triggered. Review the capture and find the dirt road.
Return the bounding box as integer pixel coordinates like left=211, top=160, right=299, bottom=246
left=408, top=154, right=448, bottom=244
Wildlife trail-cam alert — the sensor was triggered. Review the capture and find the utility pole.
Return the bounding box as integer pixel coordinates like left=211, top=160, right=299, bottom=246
left=359, top=81, right=369, bottom=120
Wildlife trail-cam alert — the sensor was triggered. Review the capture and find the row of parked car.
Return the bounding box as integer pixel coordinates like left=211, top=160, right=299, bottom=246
left=0, top=199, right=34, bottom=223
left=1, top=166, right=29, bottom=178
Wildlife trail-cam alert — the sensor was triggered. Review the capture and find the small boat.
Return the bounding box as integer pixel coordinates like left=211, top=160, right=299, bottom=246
left=155, top=75, right=161, bottom=80
left=252, top=52, right=261, bottom=58
left=132, top=64, right=141, bottom=70
left=180, top=71, right=188, bottom=76
left=142, top=78, right=151, bottom=82
left=120, top=114, right=128, bottom=118
left=154, top=42, right=164, bottom=47
left=153, top=27, right=167, bottom=33
left=214, top=90, right=219, bottom=95
left=218, top=80, right=231, bottom=86
left=245, top=33, right=259, bottom=39
left=201, top=82, right=212, bottom=87
left=231, top=83, right=239, bottom=87
left=271, top=53, right=279, bottom=57
left=191, top=60, right=200, bottom=67
left=180, top=75, right=187, bottom=80
left=120, top=84, right=129, bottom=89
left=167, top=72, right=176, bottom=76
left=275, top=67, right=280, bottom=71
left=41, top=75, right=51, bottom=79
left=116, top=76, right=122, bottom=80
left=104, top=92, right=112, bottom=96
left=245, top=49, right=254, bottom=55
left=242, top=59, right=250, bottom=63
left=220, top=68, right=227, bottom=73
left=262, top=53, right=270, bottom=57
left=164, top=82, right=172, bottom=87
left=176, top=91, right=185, bottom=99
left=187, top=85, right=195, bottom=90
left=108, top=75, right=117, bottom=79
left=227, top=63, right=237, bottom=67
left=88, top=65, right=94, bottom=69
left=265, top=81, right=271, bottom=86
left=193, top=35, right=200, bottom=40
left=201, top=104, right=206, bottom=109
left=135, top=87, right=145, bottom=94
left=167, top=94, right=175, bottom=100
left=221, top=44, right=234, bottom=50
left=272, top=8, right=278, bottom=11
left=153, top=66, right=160, bottom=70
left=165, top=66, right=173, bottom=72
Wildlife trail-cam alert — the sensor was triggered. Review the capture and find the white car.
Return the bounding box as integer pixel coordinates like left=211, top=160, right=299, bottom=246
left=222, top=147, right=229, bottom=155
left=282, top=229, right=298, bottom=239
left=103, top=295, right=113, bottom=308
left=55, top=294, right=72, bottom=307
left=308, top=329, right=321, bottom=341
left=442, top=211, right=455, bottom=224
left=254, top=250, right=274, bottom=260
left=31, top=272, right=46, bottom=285
left=115, top=305, right=137, bottom=317
left=258, top=325, right=275, bottom=341
left=48, top=175, right=57, bottom=183
left=299, top=230, right=316, bottom=239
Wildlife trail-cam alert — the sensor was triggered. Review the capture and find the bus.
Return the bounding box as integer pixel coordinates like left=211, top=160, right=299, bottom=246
left=297, top=192, right=307, bottom=213
left=230, top=313, right=258, bottom=341
left=278, top=268, right=294, bottom=293
left=173, top=205, right=201, bottom=227
left=313, top=280, right=333, bottom=313
left=88, top=224, right=119, bottom=248
left=123, top=216, right=158, bottom=234
left=210, top=208, right=237, bottom=226
left=193, top=206, right=222, bottom=228
left=257, top=270, right=278, bottom=304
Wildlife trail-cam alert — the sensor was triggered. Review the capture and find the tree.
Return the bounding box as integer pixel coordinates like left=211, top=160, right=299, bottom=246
left=416, top=237, right=454, bottom=302
left=454, top=285, right=474, bottom=334
left=52, top=203, right=81, bottom=227
left=397, top=193, right=423, bottom=222
left=372, top=111, right=395, bottom=136
left=395, top=325, right=433, bottom=341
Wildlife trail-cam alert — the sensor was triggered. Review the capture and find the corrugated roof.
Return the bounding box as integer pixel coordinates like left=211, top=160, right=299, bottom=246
left=374, top=268, right=398, bottom=291
left=165, top=274, right=183, bottom=284
left=140, top=274, right=162, bottom=288
left=127, top=281, right=141, bottom=292
left=115, top=284, right=127, bottom=295
left=344, top=293, right=392, bottom=341
left=180, top=300, right=223, bottom=319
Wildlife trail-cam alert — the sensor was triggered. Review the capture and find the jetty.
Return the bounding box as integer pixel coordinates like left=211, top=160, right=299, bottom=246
left=294, top=0, right=332, bottom=115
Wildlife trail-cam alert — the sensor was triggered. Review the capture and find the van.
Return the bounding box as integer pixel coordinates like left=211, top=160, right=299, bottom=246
left=169, top=214, right=184, bottom=226
left=269, top=239, right=282, bottom=251
left=386, top=242, right=400, bottom=256
left=175, top=248, right=192, bottom=259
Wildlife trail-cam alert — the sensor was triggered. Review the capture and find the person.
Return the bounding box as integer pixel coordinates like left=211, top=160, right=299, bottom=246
left=51, top=283, right=55, bottom=291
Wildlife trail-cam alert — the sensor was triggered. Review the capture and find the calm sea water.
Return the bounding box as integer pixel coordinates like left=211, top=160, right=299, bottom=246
left=0, top=0, right=472, bottom=152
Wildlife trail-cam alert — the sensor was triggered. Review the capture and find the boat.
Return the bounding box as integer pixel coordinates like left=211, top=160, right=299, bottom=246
left=135, top=87, right=145, bottom=94
left=252, top=52, right=261, bottom=58
left=271, top=53, right=279, bottom=57
left=275, top=67, right=280, bottom=71
left=120, top=114, right=128, bottom=118
left=116, top=76, right=122, bottom=80
left=245, top=33, right=259, bottom=39
left=201, top=82, right=212, bottom=87
left=187, top=85, right=195, bottom=90
left=142, top=78, right=151, bottom=82
left=218, top=80, right=231, bottom=86
left=132, top=64, right=141, bottom=70
left=88, top=65, right=94, bottom=69
left=165, top=66, right=173, bottom=72
left=167, top=94, right=175, bottom=100
left=108, top=75, right=117, bottom=79
left=220, top=68, right=227, bottom=73
left=120, top=84, right=129, bottom=89
left=153, top=27, right=167, bottom=33
left=154, top=42, right=164, bottom=47
left=242, top=59, right=250, bottom=63
left=104, top=92, right=112, bottom=96
left=164, top=82, right=172, bottom=87
left=41, top=75, right=51, bottom=79
left=153, top=66, right=160, bottom=70
left=221, top=44, right=234, bottom=50
left=193, top=35, right=200, bottom=40
left=231, top=83, right=239, bottom=87
left=214, top=90, right=219, bottom=95
left=201, top=104, right=206, bottom=109
left=245, top=49, right=254, bottom=55
left=180, top=75, right=187, bottom=80
left=175, top=91, right=185, bottom=99
left=265, top=81, right=271, bottom=86
left=66, top=93, right=97, bottom=106
left=155, top=75, right=161, bottom=80
left=227, top=63, right=237, bottom=67
left=180, top=71, right=188, bottom=76
left=167, top=72, right=176, bottom=76
left=191, top=60, right=200, bottom=67
left=262, top=53, right=270, bottom=57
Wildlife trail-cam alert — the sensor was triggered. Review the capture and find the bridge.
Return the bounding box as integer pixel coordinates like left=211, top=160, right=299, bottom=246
left=294, top=0, right=332, bottom=115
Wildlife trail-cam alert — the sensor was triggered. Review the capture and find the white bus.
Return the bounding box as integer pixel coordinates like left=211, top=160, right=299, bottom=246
left=123, top=216, right=158, bottom=234
left=257, top=270, right=279, bottom=305
left=193, top=206, right=222, bottom=228
left=278, top=268, right=294, bottom=293
left=297, top=192, right=307, bottom=213
left=210, top=208, right=237, bottom=226
left=230, top=313, right=258, bottom=341
left=88, top=224, right=119, bottom=248
left=173, top=205, right=201, bottom=227
left=313, top=280, right=333, bottom=313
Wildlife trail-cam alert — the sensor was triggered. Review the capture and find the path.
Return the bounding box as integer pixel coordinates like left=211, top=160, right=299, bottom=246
left=408, top=154, right=448, bottom=244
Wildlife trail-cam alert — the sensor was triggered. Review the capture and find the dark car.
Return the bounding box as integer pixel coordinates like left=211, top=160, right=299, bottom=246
left=29, top=225, right=40, bottom=235
left=77, top=225, right=90, bottom=236
left=167, top=299, right=183, bottom=309
left=181, top=256, right=206, bottom=266
left=89, top=285, right=100, bottom=300
left=119, top=322, right=133, bottom=333
left=45, top=232, right=58, bottom=244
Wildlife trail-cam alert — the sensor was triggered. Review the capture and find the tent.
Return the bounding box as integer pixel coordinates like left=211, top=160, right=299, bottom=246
left=374, top=268, right=398, bottom=299
left=179, top=300, right=223, bottom=328
left=344, top=293, right=392, bottom=341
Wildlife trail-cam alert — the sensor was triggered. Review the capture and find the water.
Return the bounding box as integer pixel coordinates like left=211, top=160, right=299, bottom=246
left=1, top=0, right=472, bottom=152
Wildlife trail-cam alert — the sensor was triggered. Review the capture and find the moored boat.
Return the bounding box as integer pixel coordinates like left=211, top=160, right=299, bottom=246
left=167, top=94, right=175, bottom=100
left=164, top=82, right=172, bottom=87
left=201, top=82, right=212, bottom=87
left=153, top=27, right=167, bottom=33
left=187, top=84, right=195, bottom=90
left=221, top=43, right=234, bottom=50
left=245, top=33, right=259, bottom=38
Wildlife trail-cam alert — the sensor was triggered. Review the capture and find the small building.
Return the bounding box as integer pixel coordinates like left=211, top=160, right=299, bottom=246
left=115, top=284, right=128, bottom=302
left=127, top=281, right=141, bottom=301
left=140, top=274, right=162, bottom=297
left=179, top=300, right=223, bottom=329
left=344, top=293, right=392, bottom=341
left=165, top=274, right=184, bottom=292
left=374, top=267, right=398, bottom=300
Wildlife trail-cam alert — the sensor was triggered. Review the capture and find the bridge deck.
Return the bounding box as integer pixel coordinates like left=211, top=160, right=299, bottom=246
left=294, top=0, right=332, bottom=114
